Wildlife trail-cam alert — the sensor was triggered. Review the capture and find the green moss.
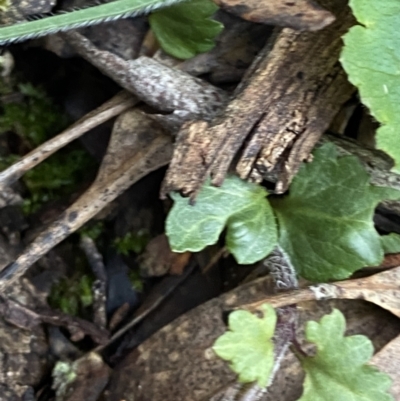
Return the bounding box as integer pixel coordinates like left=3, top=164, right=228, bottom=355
left=0, top=80, right=97, bottom=214
left=21, top=149, right=95, bottom=214
left=49, top=272, right=94, bottom=316
left=0, top=83, right=69, bottom=146
left=113, top=229, right=150, bottom=256
left=79, top=221, right=105, bottom=241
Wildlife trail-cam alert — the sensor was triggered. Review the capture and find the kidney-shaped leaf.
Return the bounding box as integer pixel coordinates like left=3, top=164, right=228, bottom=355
left=270, top=144, right=400, bottom=281
left=166, top=175, right=277, bottom=264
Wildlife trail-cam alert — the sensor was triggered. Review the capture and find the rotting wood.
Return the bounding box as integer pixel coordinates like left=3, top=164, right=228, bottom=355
left=161, top=0, right=355, bottom=199
left=212, top=0, right=335, bottom=31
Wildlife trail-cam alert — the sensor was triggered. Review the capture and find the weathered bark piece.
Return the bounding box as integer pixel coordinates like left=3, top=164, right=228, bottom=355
left=213, top=0, right=335, bottom=31
left=63, top=32, right=228, bottom=126
left=161, top=0, right=354, bottom=199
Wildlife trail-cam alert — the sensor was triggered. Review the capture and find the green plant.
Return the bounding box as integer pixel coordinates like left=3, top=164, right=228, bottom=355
left=149, top=0, right=223, bottom=59
left=79, top=222, right=105, bottom=241
left=214, top=306, right=393, bottom=401
left=113, top=229, right=150, bottom=256
left=48, top=273, right=94, bottom=316
left=0, top=82, right=93, bottom=214
left=341, top=0, right=400, bottom=172
left=0, top=83, right=68, bottom=147
left=0, top=0, right=10, bottom=12
left=0, top=0, right=222, bottom=59
left=22, top=148, right=95, bottom=214
left=166, top=143, right=400, bottom=281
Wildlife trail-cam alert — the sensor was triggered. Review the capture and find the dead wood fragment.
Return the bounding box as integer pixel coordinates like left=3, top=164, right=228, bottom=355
left=161, top=0, right=355, bottom=199
left=62, top=31, right=228, bottom=126
left=0, top=110, right=173, bottom=291
left=212, top=0, right=335, bottom=31
left=0, top=90, right=136, bottom=188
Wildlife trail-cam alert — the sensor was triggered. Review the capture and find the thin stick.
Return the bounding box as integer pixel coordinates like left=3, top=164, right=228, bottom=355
left=0, top=91, right=136, bottom=187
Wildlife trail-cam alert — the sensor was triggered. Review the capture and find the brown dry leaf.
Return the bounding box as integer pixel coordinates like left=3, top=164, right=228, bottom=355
left=0, top=109, right=173, bottom=291
left=140, top=234, right=191, bottom=276
left=371, top=334, right=400, bottom=399
left=244, top=265, right=400, bottom=319
left=103, top=271, right=400, bottom=401
left=212, top=0, right=335, bottom=31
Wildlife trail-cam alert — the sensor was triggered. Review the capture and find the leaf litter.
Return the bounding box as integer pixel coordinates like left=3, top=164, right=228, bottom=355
left=1, top=0, right=400, bottom=400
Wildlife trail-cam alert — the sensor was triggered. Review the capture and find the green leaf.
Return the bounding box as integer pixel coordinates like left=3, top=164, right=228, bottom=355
left=297, top=309, right=394, bottom=401
left=213, top=303, right=277, bottom=387
left=340, top=0, right=400, bottom=172
left=270, top=143, right=400, bottom=281
left=149, top=0, right=223, bottom=59
left=166, top=175, right=277, bottom=264
left=381, top=233, right=400, bottom=254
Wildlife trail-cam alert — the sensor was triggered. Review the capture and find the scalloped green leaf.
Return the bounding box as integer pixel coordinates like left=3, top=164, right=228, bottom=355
left=166, top=175, right=277, bottom=264
left=340, top=0, right=400, bottom=172
left=270, top=143, right=400, bottom=281
left=297, top=309, right=394, bottom=401
left=213, top=303, right=277, bottom=388
left=149, top=0, right=223, bottom=60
